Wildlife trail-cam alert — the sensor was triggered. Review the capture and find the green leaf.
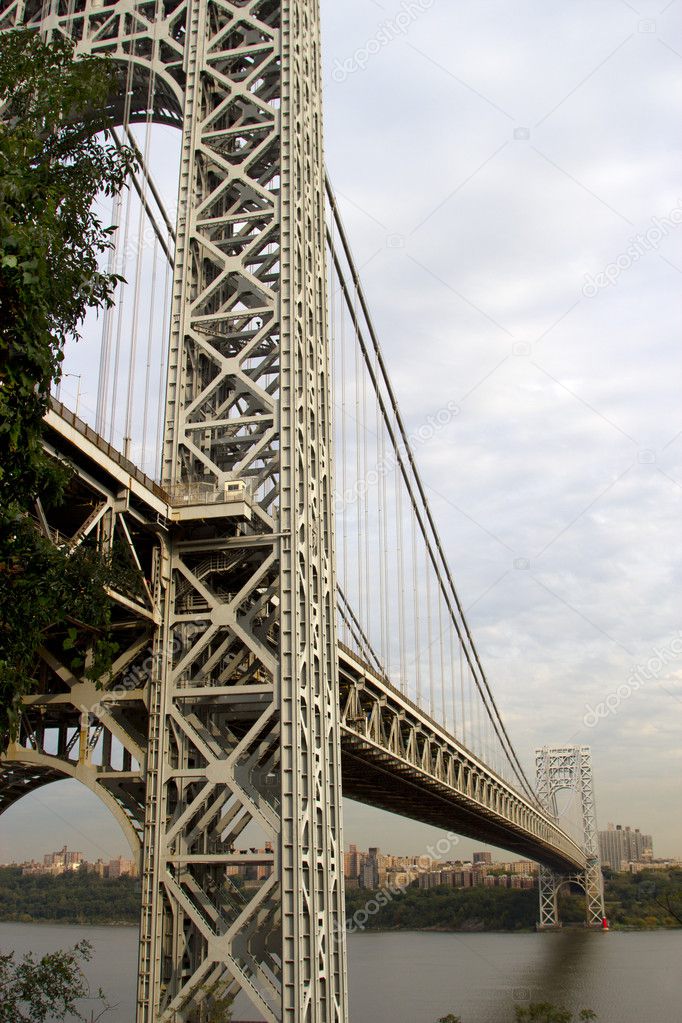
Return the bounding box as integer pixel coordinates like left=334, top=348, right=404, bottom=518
left=61, top=627, right=78, bottom=652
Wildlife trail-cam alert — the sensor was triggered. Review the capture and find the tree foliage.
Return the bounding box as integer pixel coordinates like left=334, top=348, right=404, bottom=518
left=0, top=940, right=109, bottom=1023
left=346, top=883, right=541, bottom=932
left=0, top=30, right=137, bottom=745
left=434, top=1005, right=596, bottom=1023
left=513, top=1007, right=596, bottom=1023
left=603, top=869, right=682, bottom=928
left=0, top=866, right=141, bottom=925
left=3, top=866, right=680, bottom=932
left=203, top=980, right=235, bottom=1023
left=0, top=516, right=124, bottom=742
left=345, top=870, right=682, bottom=934
left=0, top=29, right=135, bottom=504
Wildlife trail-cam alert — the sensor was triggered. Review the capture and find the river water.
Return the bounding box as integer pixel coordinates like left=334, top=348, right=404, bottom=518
left=1, top=922, right=680, bottom=1022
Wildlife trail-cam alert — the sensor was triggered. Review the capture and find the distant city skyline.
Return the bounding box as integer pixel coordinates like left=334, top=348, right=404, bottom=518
left=0, top=780, right=676, bottom=867
left=7, top=842, right=137, bottom=880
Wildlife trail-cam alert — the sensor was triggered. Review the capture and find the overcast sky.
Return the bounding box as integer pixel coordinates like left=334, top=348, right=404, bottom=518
left=323, top=0, right=682, bottom=859
left=1, top=0, right=680, bottom=865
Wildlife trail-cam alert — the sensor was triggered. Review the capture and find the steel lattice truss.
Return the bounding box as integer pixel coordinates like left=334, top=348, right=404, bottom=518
left=0, top=407, right=158, bottom=856
left=0, top=407, right=600, bottom=1021
left=0, top=2, right=608, bottom=1019
left=535, top=745, right=606, bottom=929
left=1, top=1, right=345, bottom=1020
left=340, top=657, right=586, bottom=873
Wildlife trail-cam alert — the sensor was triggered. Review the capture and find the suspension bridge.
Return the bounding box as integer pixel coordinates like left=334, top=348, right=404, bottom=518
left=0, top=2, right=606, bottom=1021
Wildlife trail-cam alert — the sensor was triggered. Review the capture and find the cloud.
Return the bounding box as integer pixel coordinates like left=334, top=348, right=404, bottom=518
left=323, top=0, right=682, bottom=855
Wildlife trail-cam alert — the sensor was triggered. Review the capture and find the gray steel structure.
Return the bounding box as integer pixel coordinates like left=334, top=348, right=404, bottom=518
left=0, top=407, right=604, bottom=1020
left=0, top=2, right=607, bottom=1019
left=535, top=745, right=606, bottom=929
left=1, top=1, right=346, bottom=1019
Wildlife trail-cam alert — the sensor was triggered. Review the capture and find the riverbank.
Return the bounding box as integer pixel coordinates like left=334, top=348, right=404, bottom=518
left=0, top=867, right=141, bottom=925
left=346, top=869, right=682, bottom=932
left=1, top=866, right=680, bottom=931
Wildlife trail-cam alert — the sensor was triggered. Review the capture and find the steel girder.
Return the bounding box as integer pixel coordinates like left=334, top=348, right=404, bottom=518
left=535, top=745, right=606, bottom=928
left=338, top=647, right=587, bottom=875
left=4, top=412, right=594, bottom=888
left=0, top=407, right=163, bottom=868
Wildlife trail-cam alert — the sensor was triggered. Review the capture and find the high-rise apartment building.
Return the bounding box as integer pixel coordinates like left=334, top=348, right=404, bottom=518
left=598, top=823, right=653, bottom=869
left=360, top=847, right=387, bottom=890
left=344, top=843, right=362, bottom=881
left=108, top=856, right=137, bottom=878
left=41, top=846, right=83, bottom=873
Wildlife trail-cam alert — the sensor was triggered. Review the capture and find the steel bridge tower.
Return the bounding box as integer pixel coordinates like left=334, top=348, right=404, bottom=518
left=0, top=1, right=347, bottom=1019
left=536, top=745, right=606, bottom=929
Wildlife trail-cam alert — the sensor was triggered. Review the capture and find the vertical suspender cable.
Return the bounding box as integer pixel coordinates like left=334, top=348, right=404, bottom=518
left=488, top=713, right=496, bottom=777
left=340, top=283, right=348, bottom=645
left=377, top=336, right=390, bottom=674
left=109, top=56, right=135, bottom=445
left=329, top=215, right=338, bottom=633
left=155, top=255, right=172, bottom=480
left=472, top=659, right=481, bottom=758
left=129, top=47, right=162, bottom=466
left=354, top=283, right=363, bottom=641
left=142, top=236, right=160, bottom=473
left=362, top=345, right=371, bottom=651
left=124, top=78, right=156, bottom=458
left=328, top=214, right=335, bottom=604
left=438, top=588, right=446, bottom=729
left=377, top=387, right=387, bottom=669
left=449, top=619, right=457, bottom=735
left=110, top=182, right=133, bottom=445
left=426, top=551, right=434, bottom=717
left=380, top=419, right=391, bottom=675
left=459, top=641, right=466, bottom=747
left=411, top=504, right=421, bottom=705
left=97, top=191, right=122, bottom=434
left=396, top=458, right=406, bottom=693
left=124, top=176, right=145, bottom=454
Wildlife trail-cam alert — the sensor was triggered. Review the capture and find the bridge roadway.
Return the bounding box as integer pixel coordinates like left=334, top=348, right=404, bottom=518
left=0, top=404, right=585, bottom=876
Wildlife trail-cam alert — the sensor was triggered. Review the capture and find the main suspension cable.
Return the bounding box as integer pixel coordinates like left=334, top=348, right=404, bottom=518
left=325, top=172, right=536, bottom=801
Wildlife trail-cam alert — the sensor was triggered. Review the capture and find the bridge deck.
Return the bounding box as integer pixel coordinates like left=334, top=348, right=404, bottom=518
left=1, top=405, right=585, bottom=876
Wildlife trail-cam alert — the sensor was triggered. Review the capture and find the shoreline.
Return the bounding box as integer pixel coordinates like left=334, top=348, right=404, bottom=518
left=348, top=923, right=681, bottom=934
left=1, top=917, right=139, bottom=928
left=2, top=917, right=679, bottom=934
